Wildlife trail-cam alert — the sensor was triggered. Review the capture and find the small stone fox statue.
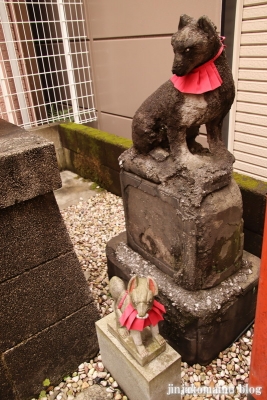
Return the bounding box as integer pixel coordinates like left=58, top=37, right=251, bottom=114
left=109, top=275, right=166, bottom=357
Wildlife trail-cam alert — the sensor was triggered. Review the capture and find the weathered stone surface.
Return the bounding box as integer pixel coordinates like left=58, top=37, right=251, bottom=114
left=0, top=124, right=61, bottom=208
left=0, top=251, right=94, bottom=352
left=106, top=232, right=259, bottom=365
left=0, top=192, right=73, bottom=283
left=58, top=123, right=132, bottom=166
left=3, top=306, right=99, bottom=400
left=68, top=151, right=122, bottom=196
left=0, top=360, right=14, bottom=400
left=119, top=145, right=234, bottom=207
left=0, top=119, right=100, bottom=400
left=96, top=312, right=181, bottom=400
left=121, top=170, right=244, bottom=290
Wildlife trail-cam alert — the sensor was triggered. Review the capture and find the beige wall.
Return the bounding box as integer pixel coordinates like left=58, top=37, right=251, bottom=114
left=229, top=0, right=267, bottom=182
left=84, top=0, right=222, bottom=139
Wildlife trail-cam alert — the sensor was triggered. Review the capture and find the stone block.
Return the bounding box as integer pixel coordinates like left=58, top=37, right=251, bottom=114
left=0, top=192, right=73, bottom=283
left=106, top=232, right=259, bottom=365
left=0, top=251, right=94, bottom=352
left=0, top=128, right=61, bottom=208
left=3, top=306, right=99, bottom=400
left=121, top=170, right=244, bottom=290
left=96, top=313, right=181, bottom=400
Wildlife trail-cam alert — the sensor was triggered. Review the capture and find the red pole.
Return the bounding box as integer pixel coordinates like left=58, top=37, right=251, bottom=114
left=248, top=197, right=267, bottom=399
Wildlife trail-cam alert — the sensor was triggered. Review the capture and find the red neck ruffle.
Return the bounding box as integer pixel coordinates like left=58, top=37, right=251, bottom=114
left=119, top=300, right=166, bottom=331
left=170, top=44, right=225, bottom=94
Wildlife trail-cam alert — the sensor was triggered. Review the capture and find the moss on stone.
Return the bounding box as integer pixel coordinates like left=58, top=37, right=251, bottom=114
left=233, top=172, right=267, bottom=195
left=59, top=122, right=132, bottom=150
left=59, top=123, right=129, bottom=195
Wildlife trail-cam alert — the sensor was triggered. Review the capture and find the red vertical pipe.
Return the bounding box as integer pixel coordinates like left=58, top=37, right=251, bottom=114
left=248, top=197, right=267, bottom=399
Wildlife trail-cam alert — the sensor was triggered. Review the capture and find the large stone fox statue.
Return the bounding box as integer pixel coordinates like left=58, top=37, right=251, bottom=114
left=132, top=14, right=235, bottom=160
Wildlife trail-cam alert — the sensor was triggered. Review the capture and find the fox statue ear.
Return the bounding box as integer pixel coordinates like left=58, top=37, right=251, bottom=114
left=178, top=14, right=192, bottom=30
left=147, top=276, right=158, bottom=296
left=128, top=275, right=138, bottom=293
left=197, top=16, right=217, bottom=38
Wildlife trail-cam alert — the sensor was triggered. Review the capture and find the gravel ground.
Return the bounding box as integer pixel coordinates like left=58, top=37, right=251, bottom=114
left=33, top=191, right=253, bottom=400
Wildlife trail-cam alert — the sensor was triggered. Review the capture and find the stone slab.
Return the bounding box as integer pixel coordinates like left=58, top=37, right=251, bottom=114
left=0, top=251, right=96, bottom=352
left=108, top=315, right=166, bottom=366
left=96, top=313, right=181, bottom=400
left=106, top=232, right=260, bottom=365
left=0, top=127, right=61, bottom=208
left=3, top=305, right=99, bottom=400
left=0, top=192, right=73, bottom=283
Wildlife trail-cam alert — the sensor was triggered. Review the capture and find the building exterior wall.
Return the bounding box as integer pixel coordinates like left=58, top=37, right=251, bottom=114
left=84, top=0, right=222, bottom=140
left=230, top=0, right=267, bottom=181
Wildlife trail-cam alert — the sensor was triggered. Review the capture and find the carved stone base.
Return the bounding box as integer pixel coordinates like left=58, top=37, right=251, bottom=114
left=120, top=169, right=244, bottom=291
left=108, top=317, right=166, bottom=366
left=96, top=313, right=181, bottom=400
left=119, top=146, right=234, bottom=207
left=106, top=232, right=260, bottom=365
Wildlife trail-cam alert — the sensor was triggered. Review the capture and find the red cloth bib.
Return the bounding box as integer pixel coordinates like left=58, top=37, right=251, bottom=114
left=120, top=300, right=166, bottom=331
left=170, top=44, right=225, bottom=94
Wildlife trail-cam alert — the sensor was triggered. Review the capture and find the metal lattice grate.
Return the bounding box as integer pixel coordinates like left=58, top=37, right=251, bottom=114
left=0, top=0, right=96, bottom=129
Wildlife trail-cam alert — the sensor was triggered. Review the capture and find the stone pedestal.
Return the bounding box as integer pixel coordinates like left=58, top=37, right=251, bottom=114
left=107, top=233, right=260, bottom=365
left=96, top=313, right=181, bottom=400
left=0, top=121, right=99, bottom=400
left=121, top=170, right=244, bottom=291
left=107, top=146, right=259, bottom=364
left=108, top=316, right=166, bottom=366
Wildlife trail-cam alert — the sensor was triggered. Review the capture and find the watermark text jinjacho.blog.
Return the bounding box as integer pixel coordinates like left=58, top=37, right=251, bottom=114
left=167, top=383, right=263, bottom=396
